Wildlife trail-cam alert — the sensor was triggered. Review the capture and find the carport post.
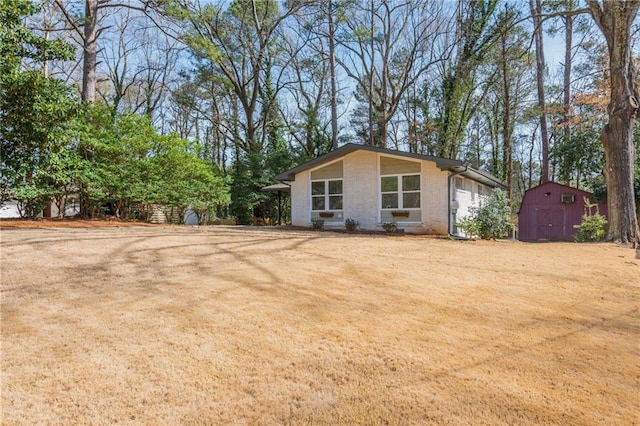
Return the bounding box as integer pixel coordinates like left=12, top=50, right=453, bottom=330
left=277, top=190, right=282, bottom=225
left=261, top=183, right=291, bottom=226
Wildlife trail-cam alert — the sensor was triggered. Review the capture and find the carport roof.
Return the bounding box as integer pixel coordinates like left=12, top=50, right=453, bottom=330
left=261, top=183, right=291, bottom=192
left=275, top=143, right=506, bottom=189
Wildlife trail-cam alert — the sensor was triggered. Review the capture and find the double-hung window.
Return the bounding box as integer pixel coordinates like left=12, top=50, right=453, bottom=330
left=311, top=179, right=343, bottom=211
left=381, top=175, right=421, bottom=209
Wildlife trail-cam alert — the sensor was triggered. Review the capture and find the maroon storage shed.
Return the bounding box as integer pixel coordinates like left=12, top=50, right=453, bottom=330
left=518, top=182, right=607, bottom=242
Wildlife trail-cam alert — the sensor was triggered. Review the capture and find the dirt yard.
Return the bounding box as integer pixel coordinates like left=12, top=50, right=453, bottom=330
left=1, top=223, right=638, bottom=425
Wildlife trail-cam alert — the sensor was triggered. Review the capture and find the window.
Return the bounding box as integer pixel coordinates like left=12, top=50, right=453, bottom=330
left=561, top=193, right=575, bottom=203
left=381, top=174, right=420, bottom=209
left=312, top=179, right=343, bottom=210
left=455, top=176, right=464, bottom=190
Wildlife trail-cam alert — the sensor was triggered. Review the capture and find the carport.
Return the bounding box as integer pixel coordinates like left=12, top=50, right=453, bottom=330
left=261, top=183, right=290, bottom=225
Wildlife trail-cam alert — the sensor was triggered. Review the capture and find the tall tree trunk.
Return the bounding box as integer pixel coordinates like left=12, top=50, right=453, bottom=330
left=82, top=0, right=98, bottom=104
left=328, top=0, right=338, bottom=151
left=563, top=4, right=573, bottom=186
left=501, top=33, right=513, bottom=204
left=586, top=0, right=640, bottom=248
left=377, top=107, right=388, bottom=149
left=530, top=0, right=550, bottom=183
left=367, top=0, right=374, bottom=146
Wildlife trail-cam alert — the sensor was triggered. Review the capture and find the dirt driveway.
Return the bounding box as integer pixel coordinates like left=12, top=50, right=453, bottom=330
left=1, top=225, right=639, bottom=425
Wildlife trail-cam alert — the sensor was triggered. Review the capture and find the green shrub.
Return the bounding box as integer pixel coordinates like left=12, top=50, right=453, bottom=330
left=345, top=218, right=360, bottom=232
left=382, top=221, right=397, bottom=232
left=456, top=189, right=512, bottom=239
left=456, top=216, right=481, bottom=238
left=574, top=197, right=607, bottom=242
left=13, top=184, right=54, bottom=219
left=311, top=218, right=324, bottom=230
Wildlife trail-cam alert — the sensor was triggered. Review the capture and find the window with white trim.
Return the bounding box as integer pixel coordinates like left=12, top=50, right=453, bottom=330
left=311, top=179, right=343, bottom=210
left=381, top=174, right=421, bottom=209
left=455, top=176, right=464, bottom=190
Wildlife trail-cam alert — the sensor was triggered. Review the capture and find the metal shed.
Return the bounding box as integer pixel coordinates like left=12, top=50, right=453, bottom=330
left=518, top=182, right=608, bottom=242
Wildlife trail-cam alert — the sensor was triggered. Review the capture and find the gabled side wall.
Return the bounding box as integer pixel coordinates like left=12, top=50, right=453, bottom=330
left=343, top=150, right=378, bottom=229
left=422, top=161, right=449, bottom=234
left=290, top=169, right=311, bottom=227
left=289, top=150, right=452, bottom=234
left=451, top=176, right=492, bottom=236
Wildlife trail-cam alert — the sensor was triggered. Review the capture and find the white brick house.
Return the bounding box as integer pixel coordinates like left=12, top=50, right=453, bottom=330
left=275, top=144, right=506, bottom=236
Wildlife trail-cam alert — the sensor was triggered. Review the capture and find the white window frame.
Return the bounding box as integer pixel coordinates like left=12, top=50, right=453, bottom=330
left=311, top=179, right=343, bottom=211
left=455, top=176, right=464, bottom=190
left=380, top=173, right=421, bottom=210
left=561, top=193, right=575, bottom=203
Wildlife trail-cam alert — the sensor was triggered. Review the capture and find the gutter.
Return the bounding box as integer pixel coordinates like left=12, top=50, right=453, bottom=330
left=447, top=164, right=469, bottom=237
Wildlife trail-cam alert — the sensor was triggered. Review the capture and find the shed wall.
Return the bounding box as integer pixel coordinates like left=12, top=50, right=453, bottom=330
left=518, top=182, right=608, bottom=241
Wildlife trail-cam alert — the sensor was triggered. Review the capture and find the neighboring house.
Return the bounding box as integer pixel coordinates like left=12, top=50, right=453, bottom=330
left=518, top=181, right=608, bottom=242
left=0, top=200, right=21, bottom=219
left=43, top=200, right=80, bottom=218
left=1, top=198, right=79, bottom=219
left=275, top=143, right=506, bottom=235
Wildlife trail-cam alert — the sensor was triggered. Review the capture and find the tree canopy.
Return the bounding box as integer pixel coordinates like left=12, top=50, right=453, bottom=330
left=1, top=0, right=638, bottom=241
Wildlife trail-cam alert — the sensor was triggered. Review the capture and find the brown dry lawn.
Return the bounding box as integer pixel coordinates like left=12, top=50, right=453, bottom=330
left=1, top=224, right=639, bottom=425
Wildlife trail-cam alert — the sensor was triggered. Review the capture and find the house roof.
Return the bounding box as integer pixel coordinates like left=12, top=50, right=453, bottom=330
left=275, top=143, right=507, bottom=189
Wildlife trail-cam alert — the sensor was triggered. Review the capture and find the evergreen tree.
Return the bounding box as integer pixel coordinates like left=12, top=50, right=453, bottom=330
left=0, top=0, right=76, bottom=214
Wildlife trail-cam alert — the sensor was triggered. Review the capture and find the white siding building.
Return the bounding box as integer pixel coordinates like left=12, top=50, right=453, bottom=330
left=276, top=144, right=505, bottom=236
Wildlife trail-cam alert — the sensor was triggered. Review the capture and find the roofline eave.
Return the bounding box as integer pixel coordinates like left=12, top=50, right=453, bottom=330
left=275, top=143, right=506, bottom=188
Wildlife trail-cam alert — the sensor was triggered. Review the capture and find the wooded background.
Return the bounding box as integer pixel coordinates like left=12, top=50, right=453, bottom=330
left=1, top=0, right=638, bottom=241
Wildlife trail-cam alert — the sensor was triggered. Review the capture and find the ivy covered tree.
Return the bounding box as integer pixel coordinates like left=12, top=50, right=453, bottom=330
left=434, top=0, right=501, bottom=159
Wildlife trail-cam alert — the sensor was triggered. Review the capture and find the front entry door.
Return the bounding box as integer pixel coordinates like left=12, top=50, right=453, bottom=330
left=536, top=209, right=565, bottom=241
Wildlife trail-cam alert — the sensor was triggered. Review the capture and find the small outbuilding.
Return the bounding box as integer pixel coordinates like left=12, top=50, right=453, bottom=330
left=518, top=181, right=607, bottom=242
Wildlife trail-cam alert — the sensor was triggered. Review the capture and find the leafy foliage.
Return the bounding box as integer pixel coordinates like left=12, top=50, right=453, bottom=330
left=71, top=106, right=230, bottom=222
left=456, top=189, right=512, bottom=239
left=574, top=197, right=607, bottom=242
left=382, top=221, right=398, bottom=232
left=0, top=0, right=76, bottom=206
left=344, top=218, right=360, bottom=232
left=12, top=182, right=54, bottom=218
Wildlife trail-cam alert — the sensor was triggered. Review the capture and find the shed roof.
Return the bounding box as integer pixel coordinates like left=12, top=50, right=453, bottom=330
left=517, top=181, right=598, bottom=214
left=275, top=143, right=506, bottom=189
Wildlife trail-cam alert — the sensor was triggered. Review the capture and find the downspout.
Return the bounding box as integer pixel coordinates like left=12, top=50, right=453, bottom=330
left=447, top=164, right=469, bottom=237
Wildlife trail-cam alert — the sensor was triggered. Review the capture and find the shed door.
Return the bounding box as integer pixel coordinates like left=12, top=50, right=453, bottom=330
left=536, top=209, right=565, bottom=241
